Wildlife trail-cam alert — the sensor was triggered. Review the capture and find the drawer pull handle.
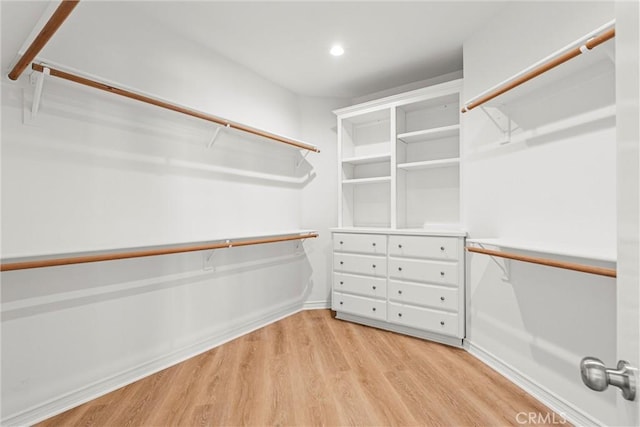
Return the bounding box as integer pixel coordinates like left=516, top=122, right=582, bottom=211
left=340, top=241, right=343, bottom=244
left=440, top=321, right=445, bottom=326
left=372, top=242, right=376, bottom=247
left=398, top=244, right=402, bottom=249
left=372, top=264, right=376, bottom=268
left=440, top=271, right=445, bottom=276
left=398, top=313, right=403, bottom=317
left=372, top=307, right=376, bottom=312
left=440, top=296, right=445, bottom=301
left=372, top=286, right=376, bottom=290
left=340, top=281, right=344, bottom=285
left=340, top=301, right=343, bottom=305
left=340, top=261, right=344, bottom=265
left=440, top=246, right=445, bottom=251
left=398, top=267, right=402, bottom=271
left=398, top=290, right=402, bottom=295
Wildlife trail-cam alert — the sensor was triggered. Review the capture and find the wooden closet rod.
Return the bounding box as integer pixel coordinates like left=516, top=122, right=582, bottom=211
left=461, top=25, right=615, bottom=113
left=8, top=0, right=80, bottom=81
left=466, top=246, right=616, bottom=278
left=0, top=232, right=318, bottom=272
left=30, top=63, right=320, bottom=153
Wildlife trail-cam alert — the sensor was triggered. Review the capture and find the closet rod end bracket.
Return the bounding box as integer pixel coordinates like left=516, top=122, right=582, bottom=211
left=295, top=151, right=311, bottom=168
left=26, top=65, right=50, bottom=124
left=208, top=124, right=230, bottom=149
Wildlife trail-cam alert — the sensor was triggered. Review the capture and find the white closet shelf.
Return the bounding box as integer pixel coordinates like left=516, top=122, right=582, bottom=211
left=342, top=176, right=392, bottom=185
left=397, top=124, right=460, bottom=144
left=397, top=158, right=460, bottom=171
left=29, top=63, right=320, bottom=153
left=1, top=230, right=319, bottom=271
left=341, top=153, right=391, bottom=165
left=462, top=20, right=615, bottom=112
left=466, top=238, right=616, bottom=263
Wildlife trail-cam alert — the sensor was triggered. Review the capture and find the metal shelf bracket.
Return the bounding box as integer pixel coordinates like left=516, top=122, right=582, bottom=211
left=474, top=243, right=511, bottom=281
left=296, top=151, right=310, bottom=168
left=479, top=105, right=521, bottom=144
left=208, top=123, right=230, bottom=148
left=28, top=65, right=50, bottom=123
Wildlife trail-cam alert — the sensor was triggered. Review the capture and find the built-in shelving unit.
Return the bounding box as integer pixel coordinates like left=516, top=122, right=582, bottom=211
left=332, top=80, right=466, bottom=347
left=335, top=80, right=462, bottom=230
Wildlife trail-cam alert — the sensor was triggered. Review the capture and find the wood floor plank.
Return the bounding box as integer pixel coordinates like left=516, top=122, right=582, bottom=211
left=288, top=308, right=344, bottom=425
left=340, top=321, right=420, bottom=425
left=36, top=310, right=569, bottom=427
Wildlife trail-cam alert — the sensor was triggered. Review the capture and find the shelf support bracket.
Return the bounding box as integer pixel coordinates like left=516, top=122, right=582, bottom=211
left=595, top=41, right=616, bottom=63
left=479, top=105, right=521, bottom=145
left=208, top=123, right=230, bottom=148
left=474, top=244, right=511, bottom=281
left=480, top=105, right=508, bottom=135
left=30, top=66, right=50, bottom=122
left=295, top=151, right=310, bottom=169
left=294, top=235, right=312, bottom=252
left=203, top=249, right=216, bottom=271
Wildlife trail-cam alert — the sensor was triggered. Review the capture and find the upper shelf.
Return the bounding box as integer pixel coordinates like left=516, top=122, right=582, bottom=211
left=466, top=238, right=616, bottom=263
left=397, top=158, right=460, bottom=171
left=1, top=230, right=319, bottom=271
left=29, top=63, right=320, bottom=153
left=462, top=20, right=615, bottom=114
left=342, top=153, right=391, bottom=165
left=8, top=1, right=320, bottom=154
left=342, top=176, right=391, bottom=185
left=397, top=124, right=460, bottom=144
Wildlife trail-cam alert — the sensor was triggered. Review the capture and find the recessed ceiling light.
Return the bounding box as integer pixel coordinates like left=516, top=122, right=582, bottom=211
left=330, top=45, right=344, bottom=57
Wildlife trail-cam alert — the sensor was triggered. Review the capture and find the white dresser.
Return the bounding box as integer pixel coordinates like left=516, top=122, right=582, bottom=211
left=332, top=229, right=466, bottom=347
left=332, top=80, right=466, bottom=347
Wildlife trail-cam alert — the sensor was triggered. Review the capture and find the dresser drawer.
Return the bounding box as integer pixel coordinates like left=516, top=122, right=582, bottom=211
left=388, top=258, right=457, bottom=285
left=388, top=302, right=459, bottom=337
left=388, top=235, right=459, bottom=260
left=389, top=280, right=458, bottom=312
left=334, top=273, right=387, bottom=298
left=334, top=253, right=387, bottom=277
left=334, top=233, right=387, bottom=255
left=333, top=292, right=387, bottom=321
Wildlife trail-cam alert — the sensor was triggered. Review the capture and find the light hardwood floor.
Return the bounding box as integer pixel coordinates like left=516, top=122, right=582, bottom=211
left=38, top=310, right=566, bottom=426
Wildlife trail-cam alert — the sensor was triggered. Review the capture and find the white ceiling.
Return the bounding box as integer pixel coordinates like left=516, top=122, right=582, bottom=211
left=2, top=1, right=506, bottom=99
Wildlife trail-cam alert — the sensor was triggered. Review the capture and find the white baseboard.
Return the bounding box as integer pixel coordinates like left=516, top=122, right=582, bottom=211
left=2, top=299, right=306, bottom=426
left=465, top=341, right=604, bottom=427
left=336, top=311, right=464, bottom=348
left=303, top=299, right=330, bottom=310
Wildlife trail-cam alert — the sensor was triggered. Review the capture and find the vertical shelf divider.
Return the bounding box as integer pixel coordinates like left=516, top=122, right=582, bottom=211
left=390, top=106, right=398, bottom=229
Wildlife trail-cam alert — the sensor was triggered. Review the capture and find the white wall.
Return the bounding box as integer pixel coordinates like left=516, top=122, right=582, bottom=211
left=0, top=3, right=337, bottom=424
left=299, top=96, right=342, bottom=308
left=463, top=2, right=617, bottom=425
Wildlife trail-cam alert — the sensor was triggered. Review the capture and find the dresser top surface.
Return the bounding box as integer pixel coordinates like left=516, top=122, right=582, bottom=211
left=331, top=227, right=467, bottom=237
